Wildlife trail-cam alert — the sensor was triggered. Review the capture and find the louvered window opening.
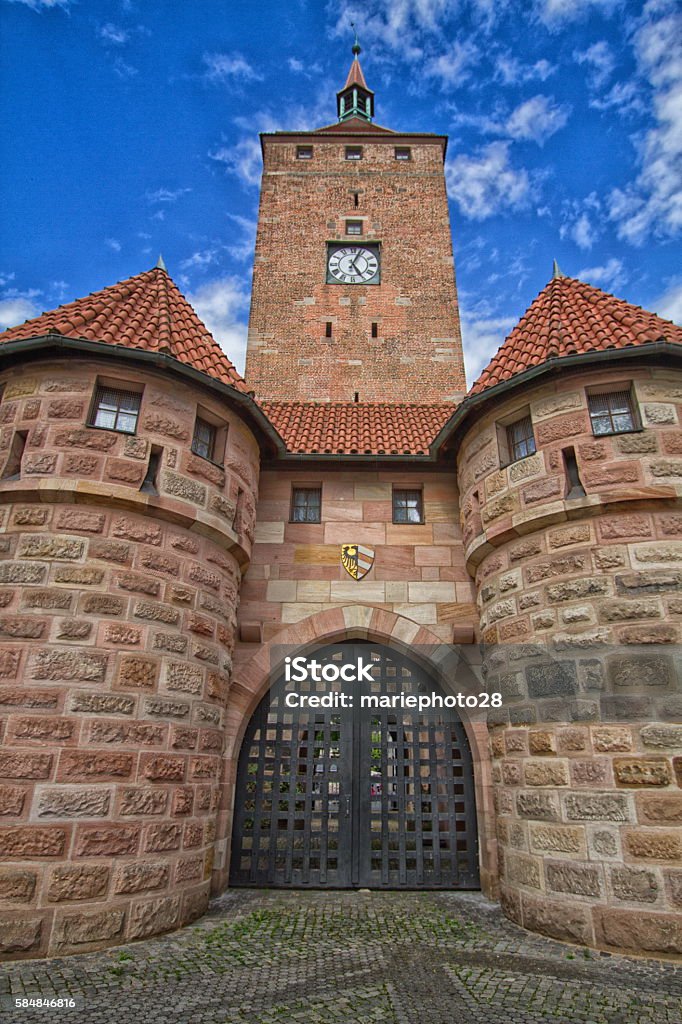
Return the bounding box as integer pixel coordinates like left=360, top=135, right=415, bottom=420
left=192, top=417, right=216, bottom=461
left=393, top=488, right=423, bottom=524
left=507, top=415, right=536, bottom=462
left=91, top=386, right=141, bottom=434
left=588, top=390, right=635, bottom=435
left=291, top=487, right=322, bottom=523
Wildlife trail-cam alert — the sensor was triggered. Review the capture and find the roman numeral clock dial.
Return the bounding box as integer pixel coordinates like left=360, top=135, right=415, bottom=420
left=327, top=244, right=380, bottom=285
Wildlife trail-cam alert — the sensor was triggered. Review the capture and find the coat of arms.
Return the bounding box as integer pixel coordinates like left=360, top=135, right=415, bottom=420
left=341, top=544, right=375, bottom=580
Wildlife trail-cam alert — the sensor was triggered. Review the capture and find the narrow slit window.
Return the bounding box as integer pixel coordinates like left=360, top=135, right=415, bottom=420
left=89, top=386, right=141, bottom=434
left=371, top=322, right=378, bottom=338
left=192, top=416, right=217, bottom=461
left=353, top=192, right=359, bottom=208
left=506, top=415, right=536, bottom=463
left=290, top=487, right=322, bottom=523
left=563, top=446, right=586, bottom=499
left=1, top=429, right=27, bottom=480
left=140, top=445, right=162, bottom=495
left=588, top=390, right=636, bottom=436
left=325, top=322, right=333, bottom=338
left=392, top=488, right=424, bottom=524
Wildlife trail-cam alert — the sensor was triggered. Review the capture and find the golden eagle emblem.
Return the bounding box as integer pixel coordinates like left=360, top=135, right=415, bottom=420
left=341, top=544, right=375, bottom=580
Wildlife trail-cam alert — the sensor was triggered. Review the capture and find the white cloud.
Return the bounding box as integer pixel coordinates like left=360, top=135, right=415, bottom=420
left=574, top=40, right=615, bottom=89
left=590, top=79, right=645, bottom=115
left=4, top=0, right=70, bottom=9
left=576, top=257, right=627, bottom=291
left=0, top=297, right=40, bottom=330
left=180, top=250, right=220, bottom=271
left=445, top=142, right=532, bottom=219
left=607, top=0, right=682, bottom=244
left=535, top=0, right=621, bottom=27
left=210, top=137, right=263, bottom=188
left=460, top=311, right=516, bottom=386
left=560, top=192, right=604, bottom=249
left=113, top=58, right=138, bottom=79
left=226, top=213, right=257, bottom=262
left=146, top=187, right=191, bottom=204
left=424, top=39, right=479, bottom=89
left=187, top=276, right=251, bottom=374
left=494, top=54, right=555, bottom=85
left=202, top=52, right=263, bottom=84
left=105, top=238, right=121, bottom=252
left=99, top=23, right=128, bottom=45
left=654, top=278, right=682, bottom=324
left=504, top=94, right=570, bottom=144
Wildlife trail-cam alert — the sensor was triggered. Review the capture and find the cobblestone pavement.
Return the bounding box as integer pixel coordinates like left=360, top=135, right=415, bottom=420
left=1, top=890, right=681, bottom=1024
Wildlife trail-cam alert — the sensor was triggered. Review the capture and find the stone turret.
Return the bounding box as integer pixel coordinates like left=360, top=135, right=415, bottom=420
left=0, top=267, right=275, bottom=957
left=445, top=273, right=682, bottom=955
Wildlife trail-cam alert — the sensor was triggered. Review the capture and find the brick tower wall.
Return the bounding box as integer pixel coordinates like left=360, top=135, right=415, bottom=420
left=0, top=360, right=259, bottom=959
left=456, top=366, right=682, bottom=956
left=245, top=134, right=466, bottom=403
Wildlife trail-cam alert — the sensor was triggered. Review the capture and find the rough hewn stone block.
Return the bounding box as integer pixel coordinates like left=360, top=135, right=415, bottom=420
left=47, top=865, right=110, bottom=902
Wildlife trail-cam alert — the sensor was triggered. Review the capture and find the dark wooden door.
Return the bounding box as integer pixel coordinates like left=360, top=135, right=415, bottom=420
left=229, top=644, right=479, bottom=889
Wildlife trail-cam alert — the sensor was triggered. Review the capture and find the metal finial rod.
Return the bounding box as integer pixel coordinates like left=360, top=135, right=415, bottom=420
left=351, top=21, right=361, bottom=56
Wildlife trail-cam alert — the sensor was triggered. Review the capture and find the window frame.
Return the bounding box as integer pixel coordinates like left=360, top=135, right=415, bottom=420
left=191, top=416, right=217, bottom=462
left=345, top=219, right=363, bottom=236
left=296, top=145, right=313, bottom=160
left=506, top=414, right=536, bottom=464
left=587, top=386, right=639, bottom=437
left=88, top=383, right=142, bottom=436
left=290, top=485, right=323, bottom=524
left=394, top=146, right=411, bottom=161
left=392, top=487, right=424, bottom=525
left=345, top=145, right=363, bottom=161
left=191, top=407, right=228, bottom=467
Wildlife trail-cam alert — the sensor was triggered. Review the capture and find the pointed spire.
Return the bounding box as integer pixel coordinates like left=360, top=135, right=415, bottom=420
left=156, top=253, right=168, bottom=272
left=337, top=29, right=374, bottom=123
left=552, top=258, right=566, bottom=280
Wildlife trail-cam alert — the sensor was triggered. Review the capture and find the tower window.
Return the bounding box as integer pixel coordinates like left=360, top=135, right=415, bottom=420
left=393, top=488, right=424, bottom=525
left=506, top=415, right=536, bottom=463
left=345, top=146, right=362, bottom=161
left=325, top=322, right=333, bottom=338
left=588, top=388, right=637, bottom=435
left=89, top=385, right=141, bottom=434
left=346, top=220, right=363, bottom=235
left=395, top=147, right=411, bottom=160
left=371, top=322, right=378, bottom=338
left=192, top=416, right=217, bottom=461
left=353, top=192, right=359, bottom=208
left=296, top=145, right=313, bottom=160
left=290, top=486, right=322, bottom=523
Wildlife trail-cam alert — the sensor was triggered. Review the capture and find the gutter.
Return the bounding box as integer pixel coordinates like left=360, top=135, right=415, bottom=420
left=0, top=334, right=287, bottom=457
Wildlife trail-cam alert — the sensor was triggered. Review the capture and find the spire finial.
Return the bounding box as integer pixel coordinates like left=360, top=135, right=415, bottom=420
left=351, top=21, right=361, bottom=56
left=156, top=253, right=168, bottom=272
left=552, top=258, right=565, bottom=280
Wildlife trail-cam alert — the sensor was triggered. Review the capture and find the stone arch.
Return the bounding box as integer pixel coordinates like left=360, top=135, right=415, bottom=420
left=214, top=605, right=496, bottom=898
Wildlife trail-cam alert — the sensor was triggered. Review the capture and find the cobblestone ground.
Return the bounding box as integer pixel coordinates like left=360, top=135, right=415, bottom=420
left=1, top=890, right=681, bottom=1024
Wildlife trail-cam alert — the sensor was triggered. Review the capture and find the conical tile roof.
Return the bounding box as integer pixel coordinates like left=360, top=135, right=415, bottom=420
left=470, top=275, right=682, bottom=396
left=1, top=266, right=250, bottom=393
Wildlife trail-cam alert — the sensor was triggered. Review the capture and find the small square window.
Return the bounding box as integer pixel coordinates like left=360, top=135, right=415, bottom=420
left=506, top=415, right=536, bottom=463
left=346, top=220, right=363, bottom=235
left=392, top=488, right=423, bottom=524
left=588, top=389, right=636, bottom=436
left=345, top=146, right=362, bottom=161
left=290, top=487, right=322, bottom=523
left=296, top=145, right=313, bottom=160
left=89, top=385, right=141, bottom=434
left=395, top=147, right=411, bottom=160
left=192, top=416, right=217, bottom=461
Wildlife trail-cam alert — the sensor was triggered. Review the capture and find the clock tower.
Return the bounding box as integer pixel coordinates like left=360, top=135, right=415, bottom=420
left=244, top=43, right=466, bottom=403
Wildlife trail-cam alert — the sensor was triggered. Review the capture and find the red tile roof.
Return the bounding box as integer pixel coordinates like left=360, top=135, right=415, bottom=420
left=261, top=401, right=454, bottom=455
left=343, top=57, right=370, bottom=90
left=470, top=274, right=682, bottom=396
left=0, top=266, right=250, bottom=393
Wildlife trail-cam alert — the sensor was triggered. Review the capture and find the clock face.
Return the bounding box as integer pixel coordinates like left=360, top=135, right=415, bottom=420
left=327, top=245, right=380, bottom=285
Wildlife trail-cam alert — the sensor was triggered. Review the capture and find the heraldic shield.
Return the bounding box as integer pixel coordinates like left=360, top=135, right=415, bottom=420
left=341, top=543, right=375, bottom=580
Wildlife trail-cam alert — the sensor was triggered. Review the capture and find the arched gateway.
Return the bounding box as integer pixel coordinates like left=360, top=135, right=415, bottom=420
left=230, top=642, right=479, bottom=889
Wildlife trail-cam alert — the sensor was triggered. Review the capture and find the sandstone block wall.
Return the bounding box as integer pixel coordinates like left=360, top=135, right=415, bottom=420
left=0, top=361, right=259, bottom=958
left=245, top=135, right=465, bottom=402
left=457, top=366, right=682, bottom=955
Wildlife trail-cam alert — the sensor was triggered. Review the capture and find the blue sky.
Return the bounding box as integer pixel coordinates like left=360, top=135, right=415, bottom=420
left=1, top=0, right=680, bottom=386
